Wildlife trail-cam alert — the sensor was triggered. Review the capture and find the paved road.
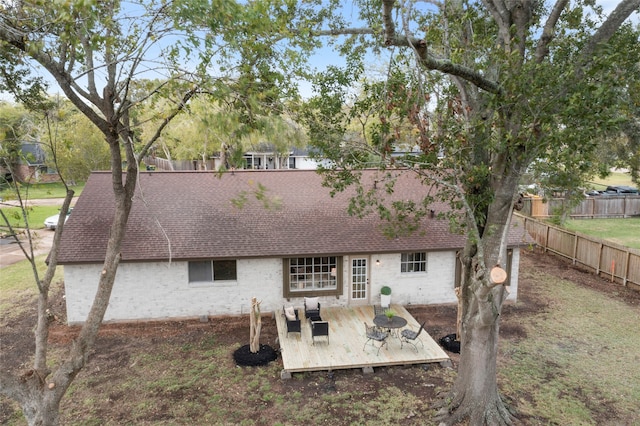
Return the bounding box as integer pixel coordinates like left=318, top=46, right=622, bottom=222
left=0, top=230, right=54, bottom=268
left=0, top=198, right=68, bottom=268
left=1, top=198, right=69, bottom=207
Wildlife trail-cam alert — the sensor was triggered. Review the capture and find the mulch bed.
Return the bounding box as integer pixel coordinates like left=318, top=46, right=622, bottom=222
left=233, top=344, right=278, bottom=366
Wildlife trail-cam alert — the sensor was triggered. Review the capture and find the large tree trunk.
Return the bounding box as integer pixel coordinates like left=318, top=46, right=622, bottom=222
left=437, top=276, right=514, bottom=425
left=0, top=4, right=196, bottom=424
left=7, top=134, right=137, bottom=426
left=436, top=171, right=520, bottom=425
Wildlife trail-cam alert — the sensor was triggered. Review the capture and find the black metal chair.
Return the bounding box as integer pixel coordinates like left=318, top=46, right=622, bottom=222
left=363, top=322, right=388, bottom=355
left=311, top=320, right=329, bottom=345
left=400, top=321, right=426, bottom=352
left=373, top=304, right=384, bottom=317
left=283, top=306, right=301, bottom=337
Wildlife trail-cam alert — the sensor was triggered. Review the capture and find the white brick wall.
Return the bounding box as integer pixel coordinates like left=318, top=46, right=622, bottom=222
left=507, top=249, right=520, bottom=302
left=369, top=250, right=519, bottom=306
left=370, top=251, right=457, bottom=306
left=64, top=258, right=288, bottom=323
left=63, top=249, right=519, bottom=323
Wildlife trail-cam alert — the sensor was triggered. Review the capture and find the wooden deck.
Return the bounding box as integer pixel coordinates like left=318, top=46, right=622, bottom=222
left=275, top=304, right=450, bottom=377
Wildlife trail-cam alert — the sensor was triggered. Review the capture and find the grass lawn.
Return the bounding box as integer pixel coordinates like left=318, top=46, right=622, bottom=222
left=0, top=181, right=84, bottom=200
left=1, top=252, right=639, bottom=425
left=589, top=171, right=637, bottom=190
left=558, top=171, right=639, bottom=249
left=563, top=217, right=640, bottom=249
left=0, top=205, right=63, bottom=231
left=500, top=254, right=640, bottom=423
left=0, top=255, right=60, bottom=322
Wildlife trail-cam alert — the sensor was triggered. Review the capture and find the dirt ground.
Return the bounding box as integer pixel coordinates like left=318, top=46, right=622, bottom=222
left=1, top=249, right=639, bottom=424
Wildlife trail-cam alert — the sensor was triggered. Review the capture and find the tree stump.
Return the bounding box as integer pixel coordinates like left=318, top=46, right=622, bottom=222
left=249, top=297, right=262, bottom=353
left=234, top=297, right=276, bottom=367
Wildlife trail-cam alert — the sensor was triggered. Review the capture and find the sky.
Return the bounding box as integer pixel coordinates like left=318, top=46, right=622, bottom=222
left=0, top=0, right=637, bottom=104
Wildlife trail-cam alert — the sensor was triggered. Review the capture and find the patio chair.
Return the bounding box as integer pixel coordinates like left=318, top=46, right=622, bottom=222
left=304, top=297, right=321, bottom=319
left=363, top=322, right=388, bottom=355
left=311, top=320, right=329, bottom=345
left=373, top=304, right=385, bottom=317
left=283, top=306, right=301, bottom=337
left=400, top=321, right=426, bottom=352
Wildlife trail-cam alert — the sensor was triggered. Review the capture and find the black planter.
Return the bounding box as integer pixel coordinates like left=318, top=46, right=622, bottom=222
left=439, top=333, right=461, bottom=353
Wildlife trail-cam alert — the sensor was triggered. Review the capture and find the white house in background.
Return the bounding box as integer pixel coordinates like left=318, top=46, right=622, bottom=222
left=236, top=146, right=325, bottom=170
left=56, top=169, right=529, bottom=324
left=144, top=145, right=328, bottom=172
left=209, top=144, right=329, bottom=171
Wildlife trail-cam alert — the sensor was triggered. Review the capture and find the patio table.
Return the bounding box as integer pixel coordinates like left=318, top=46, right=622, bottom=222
left=373, top=314, right=407, bottom=339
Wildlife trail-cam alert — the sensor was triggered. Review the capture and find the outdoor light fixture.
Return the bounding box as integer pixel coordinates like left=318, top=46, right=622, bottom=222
left=376, top=259, right=380, bottom=266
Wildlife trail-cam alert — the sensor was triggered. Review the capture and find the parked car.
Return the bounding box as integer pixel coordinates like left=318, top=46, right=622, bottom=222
left=601, top=185, right=639, bottom=196
left=44, top=208, right=72, bottom=230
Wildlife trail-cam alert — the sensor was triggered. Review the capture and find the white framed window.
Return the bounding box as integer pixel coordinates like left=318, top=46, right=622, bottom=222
left=283, top=256, right=343, bottom=298
left=288, top=257, right=337, bottom=291
left=188, top=260, right=237, bottom=283
left=401, top=252, right=427, bottom=273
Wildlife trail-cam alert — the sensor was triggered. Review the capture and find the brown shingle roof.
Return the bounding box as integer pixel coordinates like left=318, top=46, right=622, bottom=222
left=56, top=169, right=528, bottom=264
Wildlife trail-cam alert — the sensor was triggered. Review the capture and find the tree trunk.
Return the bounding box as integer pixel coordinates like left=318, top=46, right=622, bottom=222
left=435, top=172, right=520, bottom=425
left=10, top=136, right=136, bottom=426
left=436, top=275, right=515, bottom=425
left=21, top=392, right=60, bottom=426
left=218, top=143, right=228, bottom=171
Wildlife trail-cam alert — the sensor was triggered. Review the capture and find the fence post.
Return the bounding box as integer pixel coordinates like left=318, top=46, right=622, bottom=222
left=624, top=251, right=630, bottom=287
left=623, top=197, right=628, bottom=219
left=545, top=224, right=550, bottom=253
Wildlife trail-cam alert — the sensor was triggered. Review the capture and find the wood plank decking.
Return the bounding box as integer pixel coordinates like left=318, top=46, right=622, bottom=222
left=275, top=304, right=450, bottom=377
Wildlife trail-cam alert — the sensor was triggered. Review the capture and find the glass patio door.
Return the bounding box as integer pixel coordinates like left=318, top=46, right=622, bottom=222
left=350, top=257, right=369, bottom=305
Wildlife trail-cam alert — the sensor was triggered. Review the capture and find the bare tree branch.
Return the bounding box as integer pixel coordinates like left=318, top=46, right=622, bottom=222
left=580, top=0, right=640, bottom=63
left=79, top=28, right=98, bottom=98
left=535, top=0, right=570, bottom=62
left=138, top=86, right=198, bottom=159
left=481, top=0, right=511, bottom=49
left=382, top=0, right=502, bottom=94
left=313, top=28, right=376, bottom=37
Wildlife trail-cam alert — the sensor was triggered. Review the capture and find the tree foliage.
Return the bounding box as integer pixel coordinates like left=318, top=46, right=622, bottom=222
left=152, top=96, right=307, bottom=169
left=282, top=0, right=640, bottom=424
left=0, top=1, right=233, bottom=424
left=49, top=105, right=111, bottom=183
left=1, top=0, right=638, bottom=424
left=0, top=103, right=34, bottom=173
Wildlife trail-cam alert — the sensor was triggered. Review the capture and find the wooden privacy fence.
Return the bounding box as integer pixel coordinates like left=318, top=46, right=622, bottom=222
left=517, top=213, right=640, bottom=290
left=521, top=196, right=640, bottom=219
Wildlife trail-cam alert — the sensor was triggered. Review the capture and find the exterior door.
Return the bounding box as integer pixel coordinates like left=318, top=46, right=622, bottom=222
left=350, top=257, right=369, bottom=305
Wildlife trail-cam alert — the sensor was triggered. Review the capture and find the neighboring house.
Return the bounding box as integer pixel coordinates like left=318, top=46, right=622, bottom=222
left=215, top=145, right=327, bottom=170
left=144, top=145, right=326, bottom=172
left=0, top=142, right=59, bottom=183
left=57, top=170, right=529, bottom=324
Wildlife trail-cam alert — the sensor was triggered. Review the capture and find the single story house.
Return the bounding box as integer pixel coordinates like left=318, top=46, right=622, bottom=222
left=57, top=169, right=529, bottom=324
